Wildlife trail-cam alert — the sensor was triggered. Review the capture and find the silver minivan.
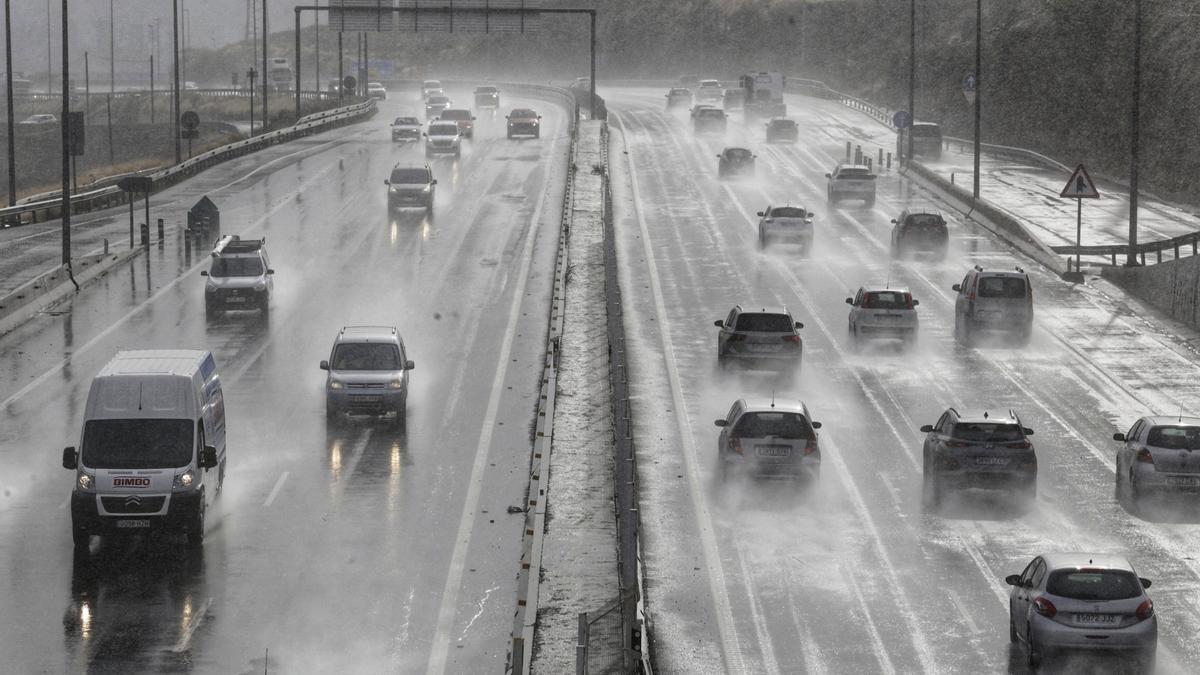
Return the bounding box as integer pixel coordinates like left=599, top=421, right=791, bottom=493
left=952, top=265, right=1034, bottom=345
left=321, top=326, right=415, bottom=426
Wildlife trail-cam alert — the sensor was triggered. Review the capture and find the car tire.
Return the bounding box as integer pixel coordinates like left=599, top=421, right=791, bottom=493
left=326, top=406, right=339, bottom=425
left=72, top=527, right=90, bottom=550
left=1009, top=616, right=1017, bottom=644
left=185, top=500, right=205, bottom=548
left=1025, top=632, right=1041, bottom=669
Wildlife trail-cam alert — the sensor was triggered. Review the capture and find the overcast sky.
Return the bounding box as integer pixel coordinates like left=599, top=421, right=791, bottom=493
left=3, top=0, right=316, bottom=79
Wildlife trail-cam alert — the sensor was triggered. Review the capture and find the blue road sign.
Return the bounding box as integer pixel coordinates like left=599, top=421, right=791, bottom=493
left=893, top=110, right=912, bottom=129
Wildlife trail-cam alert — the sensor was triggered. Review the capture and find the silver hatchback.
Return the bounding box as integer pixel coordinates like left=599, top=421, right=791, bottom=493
left=714, top=398, right=822, bottom=482
left=320, top=326, right=415, bottom=426
left=1114, top=415, right=1200, bottom=502
left=714, top=305, right=804, bottom=370
left=1006, top=553, right=1156, bottom=670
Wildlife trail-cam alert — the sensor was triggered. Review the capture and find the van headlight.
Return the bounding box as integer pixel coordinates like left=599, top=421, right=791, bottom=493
left=422, top=185, right=432, bottom=193
left=205, top=282, right=217, bottom=294
left=329, top=379, right=344, bottom=390
left=173, top=469, right=195, bottom=490
left=254, top=281, right=267, bottom=292
left=388, top=377, right=405, bottom=389
left=76, top=471, right=95, bottom=491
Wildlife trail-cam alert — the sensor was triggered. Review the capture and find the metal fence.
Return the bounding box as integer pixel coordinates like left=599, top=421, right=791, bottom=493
left=577, top=594, right=630, bottom=675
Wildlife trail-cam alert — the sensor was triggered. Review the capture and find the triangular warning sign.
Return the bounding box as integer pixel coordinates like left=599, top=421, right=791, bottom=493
left=1060, top=164, right=1100, bottom=199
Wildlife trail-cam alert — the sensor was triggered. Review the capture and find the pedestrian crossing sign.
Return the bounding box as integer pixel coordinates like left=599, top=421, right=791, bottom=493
left=1060, top=164, right=1100, bottom=199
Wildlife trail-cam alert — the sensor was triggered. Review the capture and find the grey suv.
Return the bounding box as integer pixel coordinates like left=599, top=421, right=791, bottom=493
left=202, top=235, right=274, bottom=319
left=952, top=265, right=1034, bottom=345
left=920, top=408, right=1037, bottom=508
left=386, top=164, right=437, bottom=213
left=714, top=398, right=822, bottom=482
left=715, top=305, right=804, bottom=370
left=320, top=326, right=415, bottom=426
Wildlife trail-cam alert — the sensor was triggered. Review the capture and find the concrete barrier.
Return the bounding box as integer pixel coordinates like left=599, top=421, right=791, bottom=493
left=1103, top=255, right=1200, bottom=328
left=0, top=246, right=144, bottom=336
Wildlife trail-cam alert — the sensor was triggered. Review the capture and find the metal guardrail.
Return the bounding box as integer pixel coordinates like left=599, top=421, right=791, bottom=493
left=0, top=98, right=375, bottom=227
left=9, top=88, right=334, bottom=103
left=1051, top=230, right=1200, bottom=266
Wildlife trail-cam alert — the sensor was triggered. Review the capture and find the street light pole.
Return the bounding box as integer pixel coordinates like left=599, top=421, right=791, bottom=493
left=59, top=0, right=70, bottom=264
left=262, top=0, right=268, bottom=131
left=172, top=0, right=180, bottom=163
left=907, top=0, right=915, bottom=160
left=109, top=0, right=114, bottom=93
left=5, top=0, right=17, bottom=207
left=1127, top=0, right=1141, bottom=266
left=973, top=0, right=981, bottom=201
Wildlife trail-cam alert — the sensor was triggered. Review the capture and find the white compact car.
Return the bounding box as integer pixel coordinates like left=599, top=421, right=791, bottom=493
left=846, top=287, right=918, bottom=348
left=424, top=120, right=462, bottom=158
left=757, top=205, right=813, bottom=251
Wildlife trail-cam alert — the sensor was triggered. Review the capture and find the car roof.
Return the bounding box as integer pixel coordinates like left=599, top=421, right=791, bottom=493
left=392, top=163, right=431, bottom=171
left=1143, top=416, right=1200, bottom=426
left=733, top=305, right=790, bottom=316
left=738, top=398, right=809, bottom=415
left=950, top=408, right=1019, bottom=424
left=860, top=287, right=912, bottom=295
left=1039, top=552, right=1136, bottom=573
left=337, top=325, right=400, bottom=342
left=836, top=163, right=872, bottom=171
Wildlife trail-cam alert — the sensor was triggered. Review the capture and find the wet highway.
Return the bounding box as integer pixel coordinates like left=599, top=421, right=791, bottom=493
left=0, top=89, right=567, bottom=672
left=606, top=87, right=1200, bottom=674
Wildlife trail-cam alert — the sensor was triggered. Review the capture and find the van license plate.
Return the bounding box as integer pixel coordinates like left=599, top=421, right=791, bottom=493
left=116, top=519, right=151, bottom=528
left=225, top=296, right=247, bottom=304
left=352, top=395, right=382, bottom=402
left=1166, top=476, right=1200, bottom=486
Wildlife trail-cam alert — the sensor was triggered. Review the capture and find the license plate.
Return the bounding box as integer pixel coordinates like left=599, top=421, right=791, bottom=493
left=975, top=457, right=1009, bottom=465
left=1165, top=475, right=1200, bottom=486
left=116, top=519, right=151, bottom=528
left=747, top=344, right=778, bottom=353
left=756, top=446, right=791, bottom=458
left=225, top=296, right=247, bottom=303
left=1075, top=613, right=1118, bottom=625
left=352, top=395, right=382, bottom=402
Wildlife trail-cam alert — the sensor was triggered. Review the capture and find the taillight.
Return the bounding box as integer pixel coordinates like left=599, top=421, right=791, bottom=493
left=1005, top=441, right=1032, bottom=449
left=945, top=440, right=969, bottom=448
left=782, top=335, right=801, bottom=344
left=1136, top=599, right=1154, bottom=621
left=729, top=437, right=743, bottom=455
left=905, top=294, right=914, bottom=310
left=1033, top=597, right=1057, bottom=618
left=1136, top=448, right=1155, bottom=464
left=803, top=440, right=819, bottom=456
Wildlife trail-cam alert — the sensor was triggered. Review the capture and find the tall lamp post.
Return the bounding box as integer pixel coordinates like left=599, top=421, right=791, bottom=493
left=907, top=0, right=915, bottom=160
left=109, top=0, right=114, bottom=92
left=172, top=0, right=180, bottom=163
left=973, top=0, right=981, bottom=201
left=59, top=0, right=70, bottom=264
left=261, top=0, right=268, bottom=131
left=5, top=0, right=17, bottom=207
left=1127, top=0, right=1141, bottom=266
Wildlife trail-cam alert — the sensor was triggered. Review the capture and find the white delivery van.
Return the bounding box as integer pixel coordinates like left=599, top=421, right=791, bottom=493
left=62, top=350, right=226, bottom=549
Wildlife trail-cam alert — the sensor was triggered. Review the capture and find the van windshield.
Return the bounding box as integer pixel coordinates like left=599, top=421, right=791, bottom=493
left=82, top=419, right=193, bottom=469
left=210, top=256, right=264, bottom=277
left=332, top=343, right=401, bottom=370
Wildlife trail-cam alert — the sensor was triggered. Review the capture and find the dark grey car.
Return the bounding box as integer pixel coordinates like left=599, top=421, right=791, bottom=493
left=921, top=408, right=1037, bottom=508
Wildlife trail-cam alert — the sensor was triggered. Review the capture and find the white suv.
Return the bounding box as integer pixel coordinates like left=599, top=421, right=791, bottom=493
left=201, top=235, right=274, bottom=319
left=424, top=120, right=462, bottom=158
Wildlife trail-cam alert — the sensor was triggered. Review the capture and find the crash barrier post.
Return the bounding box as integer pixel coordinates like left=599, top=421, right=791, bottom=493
left=140, top=222, right=149, bottom=249
left=157, top=218, right=164, bottom=242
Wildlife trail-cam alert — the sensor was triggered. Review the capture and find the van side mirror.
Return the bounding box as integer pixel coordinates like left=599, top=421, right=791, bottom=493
left=912, top=299, right=919, bottom=306
left=824, top=173, right=832, bottom=178
left=1113, top=432, right=1125, bottom=442
left=1140, top=577, right=1151, bottom=589
left=266, top=269, right=275, bottom=275
left=714, top=320, right=724, bottom=327
left=714, top=419, right=728, bottom=427
left=405, top=360, right=415, bottom=370
left=891, top=219, right=898, bottom=224
left=431, top=179, right=438, bottom=185
left=1005, top=574, right=1022, bottom=587
left=1023, top=427, right=1034, bottom=436
left=845, top=298, right=853, bottom=305
left=200, top=445, right=218, bottom=469
left=811, top=421, right=822, bottom=429
left=920, top=424, right=934, bottom=433
left=319, top=360, right=330, bottom=370
left=200, top=270, right=209, bottom=276
left=62, top=446, right=78, bottom=470
left=951, top=284, right=962, bottom=292
left=794, top=322, right=804, bottom=329
left=384, top=179, right=390, bottom=186
left=756, top=211, right=764, bottom=217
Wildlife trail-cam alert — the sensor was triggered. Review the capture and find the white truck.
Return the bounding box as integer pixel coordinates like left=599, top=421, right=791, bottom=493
left=740, top=71, right=787, bottom=121
left=62, top=350, right=227, bottom=549
left=268, top=57, right=293, bottom=92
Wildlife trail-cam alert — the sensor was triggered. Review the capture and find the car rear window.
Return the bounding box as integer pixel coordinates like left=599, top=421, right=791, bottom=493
left=1046, top=570, right=1142, bottom=601
left=428, top=96, right=449, bottom=104
left=734, top=313, right=793, bottom=332
left=977, top=276, right=1027, bottom=298
left=772, top=207, right=807, bottom=218
left=837, top=169, right=875, bottom=179
left=332, top=343, right=401, bottom=371
left=950, top=423, right=1024, bottom=442
left=734, top=412, right=814, bottom=439
left=725, top=148, right=752, bottom=160
left=698, top=109, right=724, bottom=119
left=770, top=120, right=797, bottom=129
left=906, top=214, right=946, bottom=229
left=911, top=124, right=942, bottom=139
left=476, top=87, right=497, bottom=93
left=1148, top=426, right=1200, bottom=450
left=391, top=169, right=430, bottom=183
left=862, top=292, right=911, bottom=310
left=440, top=109, right=470, bottom=120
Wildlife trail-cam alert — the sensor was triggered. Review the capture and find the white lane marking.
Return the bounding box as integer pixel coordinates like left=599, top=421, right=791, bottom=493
left=171, top=595, right=213, bottom=653
left=0, top=157, right=343, bottom=413
left=840, top=562, right=897, bottom=675
left=948, top=590, right=984, bottom=635
left=611, top=110, right=747, bottom=674
left=425, top=121, right=560, bottom=675
left=262, top=471, right=289, bottom=508
left=731, top=538, right=782, bottom=675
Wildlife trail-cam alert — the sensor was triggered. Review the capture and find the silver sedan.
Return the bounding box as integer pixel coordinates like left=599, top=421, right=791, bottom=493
left=1114, top=415, right=1200, bottom=503
left=1007, top=552, right=1156, bottom=670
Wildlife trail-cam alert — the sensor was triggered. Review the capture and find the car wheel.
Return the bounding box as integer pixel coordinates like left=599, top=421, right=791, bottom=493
left=1009, top=615, right=1017, bottom=644
left=326, top=405, right=339, bottom=424
left=72, top=527, right=90, bottom=550
left=185, top=500, right=205, bottom=548
left=1025, top=632, right=1041, bottom=669
left=1129, top=472, right=1142, bottom=503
